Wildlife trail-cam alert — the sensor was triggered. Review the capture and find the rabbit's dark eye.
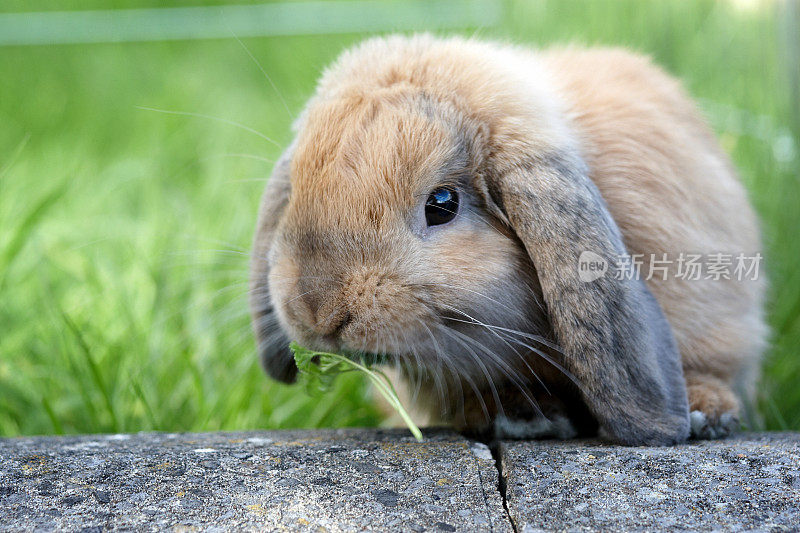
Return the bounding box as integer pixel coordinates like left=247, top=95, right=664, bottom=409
left=425, top=187, right=459, bottom=226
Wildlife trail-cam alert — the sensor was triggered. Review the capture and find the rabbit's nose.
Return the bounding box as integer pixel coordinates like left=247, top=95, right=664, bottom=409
left=294, top=269, right=390, bottom=341
left=313, top=307, right=352, bottom=339
left=299, top=286, right=351, bottom=338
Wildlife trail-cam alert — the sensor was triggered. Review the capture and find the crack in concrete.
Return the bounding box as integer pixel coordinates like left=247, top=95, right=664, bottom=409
left=489, top=442, right=518, bottom=533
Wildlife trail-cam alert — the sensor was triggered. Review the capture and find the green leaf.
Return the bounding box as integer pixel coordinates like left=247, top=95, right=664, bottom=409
left=290, top=342, right=423, bottom=441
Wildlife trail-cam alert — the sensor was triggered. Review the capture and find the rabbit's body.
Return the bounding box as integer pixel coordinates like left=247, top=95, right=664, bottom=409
left=539, top=49, right=767, bottom=435
left=251, top=36, right=767, bottom=444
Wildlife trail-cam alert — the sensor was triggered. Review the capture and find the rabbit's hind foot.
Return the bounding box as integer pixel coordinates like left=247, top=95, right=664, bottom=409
left=686, top=373, right=740, bottom=440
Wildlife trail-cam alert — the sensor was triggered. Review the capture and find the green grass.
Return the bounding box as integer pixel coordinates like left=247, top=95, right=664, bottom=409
left=1, top=0, right=798, bottom=436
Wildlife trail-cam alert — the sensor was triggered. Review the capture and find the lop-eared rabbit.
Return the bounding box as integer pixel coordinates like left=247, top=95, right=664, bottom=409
left=250, top=35, right=766, bottom=445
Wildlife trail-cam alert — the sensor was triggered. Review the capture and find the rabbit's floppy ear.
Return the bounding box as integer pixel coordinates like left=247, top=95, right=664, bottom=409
left=481, top=151, right=690, bottom=445
left=250, top=145, right=296, bottom=383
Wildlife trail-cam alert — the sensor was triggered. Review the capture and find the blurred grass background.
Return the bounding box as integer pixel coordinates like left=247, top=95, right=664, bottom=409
left=1, top=0, right=798, bottom=437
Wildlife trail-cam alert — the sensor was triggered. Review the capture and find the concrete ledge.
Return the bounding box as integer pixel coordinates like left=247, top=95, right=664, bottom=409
left=1, top=431, right=798, bottom=532
left=499, top=433, right=800, bottom=532
left=0, top=429, right=509, bottom=532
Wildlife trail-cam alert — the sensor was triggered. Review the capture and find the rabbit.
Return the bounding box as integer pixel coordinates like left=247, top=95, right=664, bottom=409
left=249, top=35, right=767, bottom=445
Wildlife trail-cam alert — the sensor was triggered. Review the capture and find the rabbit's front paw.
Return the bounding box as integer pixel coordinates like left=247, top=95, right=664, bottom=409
left=493, top=413, right=578, bottom=440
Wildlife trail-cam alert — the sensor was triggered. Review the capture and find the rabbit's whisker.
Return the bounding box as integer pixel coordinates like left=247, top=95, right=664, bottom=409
left=437, top=304, right=542, bottom=377
left=285, top=288, right=323, bottom=305
left=136, top=106, right=281, bottom=148
left=232, top=35, right=294, bottom=120
left=440, top=322, right=544, bottom=419
left=435, top=325, right=495, bottom=422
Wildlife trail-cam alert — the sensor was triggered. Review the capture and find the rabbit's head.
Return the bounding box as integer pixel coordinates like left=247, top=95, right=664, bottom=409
left=251, top=35, right=690, bottom=445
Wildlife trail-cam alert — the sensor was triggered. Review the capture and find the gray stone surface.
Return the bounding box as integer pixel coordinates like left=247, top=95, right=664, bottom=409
left=0, top=428, right=510, bottom=532
left=3, top=430, right=800, bottom=532
left=499, top=433, right=800, bottom=532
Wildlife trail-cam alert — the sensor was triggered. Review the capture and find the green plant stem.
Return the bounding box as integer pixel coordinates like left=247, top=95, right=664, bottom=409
left=294, top=347, right=423, bottom=441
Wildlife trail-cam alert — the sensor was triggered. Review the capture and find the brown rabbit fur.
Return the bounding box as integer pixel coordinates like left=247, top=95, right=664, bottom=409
left=250, top=35, right=767, bottom=445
